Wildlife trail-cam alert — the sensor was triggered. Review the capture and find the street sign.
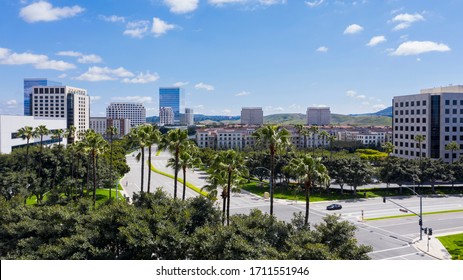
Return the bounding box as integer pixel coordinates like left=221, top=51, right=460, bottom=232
left=399, top=209, right=408, bottom=213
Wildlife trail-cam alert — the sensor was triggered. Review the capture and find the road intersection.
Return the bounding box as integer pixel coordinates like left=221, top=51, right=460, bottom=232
left=121, top=148, right=463, bottom=260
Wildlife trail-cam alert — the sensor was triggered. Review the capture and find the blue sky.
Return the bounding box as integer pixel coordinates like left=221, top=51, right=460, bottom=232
left=0, top=0, right=461, bottom=117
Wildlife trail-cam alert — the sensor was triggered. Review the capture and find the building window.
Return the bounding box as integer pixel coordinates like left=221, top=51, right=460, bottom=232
left=417, top=101, right=421, bottom=106
left=423, top=101, right=427, bottom=106
left=453, top=100, right=457, bottom=106
left=445, top=100, right=450, bottom=105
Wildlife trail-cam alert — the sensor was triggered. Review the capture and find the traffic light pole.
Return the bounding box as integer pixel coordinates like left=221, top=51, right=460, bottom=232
left=383, top=186, right=423, bottom=241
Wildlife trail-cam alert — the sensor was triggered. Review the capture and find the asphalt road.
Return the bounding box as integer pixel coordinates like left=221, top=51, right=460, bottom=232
left=121, top=148, right=463, bottom=260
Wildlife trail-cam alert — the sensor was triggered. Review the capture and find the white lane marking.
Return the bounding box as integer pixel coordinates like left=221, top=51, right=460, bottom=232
left=369, top=243, right=410, bottom=254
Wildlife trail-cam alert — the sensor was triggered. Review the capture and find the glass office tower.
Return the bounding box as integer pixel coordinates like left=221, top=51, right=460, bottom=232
left=24, top=78, right=62, bottom=116
left=159, top=87, right=185, bottom=124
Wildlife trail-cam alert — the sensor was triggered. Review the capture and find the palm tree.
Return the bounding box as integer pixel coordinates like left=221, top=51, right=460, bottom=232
left=127, top=126, right=149, bottom=193
left=34, top=125, right=50, bottom=152
left=82, top=130, right=107, bottom=206
left=106, top=126, right=118, bottom=198
left=51, top=128, right=65, bottom=147
left=445, top=141, right=460, bottom=164
left=209, top=149, right=248, bottom=225
left=319, top=130, right=330, bottom=157
left=65, top=125, right=76, bottom=144
left=168, top=144, right=202, bottom=201
left=158, top=129, right=189, bottom=199
left=309, top=125, right=319, bottom=155
left=414, top=135, right=426, bottom=163
left=293, top=124, right=304, bottom=149
left=17, top=126, right=36, bottom=171
left=144, top=125, right=161, bottom=193
left=328, top=134, right=337, bottom=160
left=252, top=125, right=291, bottom=216
left=289, top=154, right=330, bottom=225
left=382, top=141, right=395, bottom=157
left=202, top=170, right=228, bottom=223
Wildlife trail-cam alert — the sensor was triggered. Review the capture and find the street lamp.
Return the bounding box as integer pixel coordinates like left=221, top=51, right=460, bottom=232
left=383, top=186, right=423, bottom=240
left=255, top=166, right=272, bottom=202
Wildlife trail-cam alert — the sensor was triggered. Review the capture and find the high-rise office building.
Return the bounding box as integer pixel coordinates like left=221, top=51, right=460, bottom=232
left=31, top=85, right=89, bottom=141
left=240, top=107, right=263, bottom=125
left=24, top=78, right=62, bottom=116
left=185, top=108, right=194, bottom=126
left=307, top=107, right=331, bottom=126
left=159, top=107, right=174, bottom=126
left=159, top=87, right=185, bottom=124
left=106, top=102, right=146, bottom=127
left=392, top=85, right=463, bottom=163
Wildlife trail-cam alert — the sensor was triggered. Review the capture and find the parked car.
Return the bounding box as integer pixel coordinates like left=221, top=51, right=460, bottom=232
left=326, top=204, right=342, bottom=210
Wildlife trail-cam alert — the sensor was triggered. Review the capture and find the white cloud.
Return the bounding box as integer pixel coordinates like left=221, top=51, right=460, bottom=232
left=195, top=82, right=215, bottom=91
left=164, top=0, right=199, bottom=14
left=235, top=91, right=251, bottom=96
left=316, top=46, right=328, bottom=52
left=56, top=51, right=82, bottom=57
left=391, top=13, right=424, bottom=31
left=174, top=81, right=189, bottom=87
left=289, top=104, right=301, bottom=109
left=76, top=66, right=134, bottom=81
left=58, top=73, right=67, bottom=78
left=391, top=41, right=450, bottom=56
left=305, top=0, right=324, bottom=7
left=6, top=99, right=18, bottom=107
left=122, top=72, right=160, bottom=84
left=0, top=47, right=75, bottom=71
left=112, top=96, right=153, bottom=103
left=77, top=54, right=102, bottom=64
left=124, top=20, right=150, bottom=38
left=19, top=1, right=84, bottom=23
left=208, top=0, right=286, bottom=6
left=152, top=17, right=176, bottom=37
left=373, top=104, right=387, bottom=111
left=90, top=96, right=101, bottom=104
left=346, top=90, right=357, bottom=97
left=344, top=24, right=363, bottom=34
left=223, top=109, right=232, bottom=115
left=99, top=15, right=125, bottom=23
left=366, top=35, right=386, bottom=47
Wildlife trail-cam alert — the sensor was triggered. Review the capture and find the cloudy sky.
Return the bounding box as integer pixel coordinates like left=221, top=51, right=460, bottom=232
left=0, top=0, right=460, bottom=117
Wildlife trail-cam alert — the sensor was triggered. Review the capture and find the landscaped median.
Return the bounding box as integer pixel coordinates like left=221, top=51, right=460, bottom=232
left=437, top=233, right=463, bottom=260
left=364, top=209, right=463, bottom=221
left=148, top=162, right=209, bottom=197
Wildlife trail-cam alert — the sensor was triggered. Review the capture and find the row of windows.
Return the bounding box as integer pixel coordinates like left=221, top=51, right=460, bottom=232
left=34, top=88, right=65, bottom=94
left=444, top=100, right=463, bottom=106
left=394, top=141, right=426, bottom=148
left=394, top=134, right=427, bottom=141
left=395, top=100, right=427, bottom=108
left=395, top=126, right=427, bottom=132
left=394, top=149, right=426, bottom=157
left=395, top=109, right=427, bottom=116
left=395, top=118, right=427, bottom=124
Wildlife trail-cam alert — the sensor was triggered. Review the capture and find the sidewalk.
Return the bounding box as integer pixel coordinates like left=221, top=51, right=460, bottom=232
left=412, top=235, right=452, bottom=260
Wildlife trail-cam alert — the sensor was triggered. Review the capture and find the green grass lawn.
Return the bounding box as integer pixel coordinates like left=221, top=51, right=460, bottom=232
left=364, top=209, right=463, bottom=221
left=437, top=233, right=463, bottom=260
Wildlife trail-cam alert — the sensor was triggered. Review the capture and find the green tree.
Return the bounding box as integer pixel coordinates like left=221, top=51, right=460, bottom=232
left=34, top=125, right=50, bottom=152
left=144, top=125, right=161, bottom=193
left=128, top=126, right=148, bottom=193
left=106, top=126, right=118, bottom=198
left=309, top=125, right=319, bottom=155
left=82, top=130, right=107, bottom=205
left=158, top=129, right=190, bottom=199
left=51, top=128, right=65, bottom=147
left=319, top=130, right=330, bottom=157
left=174, top=144, right=201, bottom=200
left=253, top=125, right=291, bottom=216
left=445, top=141, right=460, bottom=164
left=16, top=126, right=36, bottom=171
left=344, top=158, right=372, bottom=195
left=289, top=155, right=330, bottom=225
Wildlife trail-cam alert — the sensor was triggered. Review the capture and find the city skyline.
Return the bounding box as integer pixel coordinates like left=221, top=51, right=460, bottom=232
left=1, top=0, right=461, bottom=117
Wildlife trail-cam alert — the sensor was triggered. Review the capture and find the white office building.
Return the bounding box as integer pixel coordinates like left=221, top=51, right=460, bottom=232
left=90, top=117, right=131, bottom=138
left=0, top=115, right=67, bottom=154
left=393, top=85, right=463, bottom=162
left=185, top=108, right=194, bottom=126
left=160, top=107, right=174, bottom=126
left=106, top=102, right=146, bottom=128
left=307, top=107, right=331, bottom=126
left=31, top=85, right=89, bottom=141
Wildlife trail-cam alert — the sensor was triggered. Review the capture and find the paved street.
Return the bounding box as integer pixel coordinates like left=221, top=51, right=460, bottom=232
left=120, top=148, right=463, bottom=260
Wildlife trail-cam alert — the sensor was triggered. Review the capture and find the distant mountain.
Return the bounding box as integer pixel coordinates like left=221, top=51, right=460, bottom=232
left=264, top=113, right=391, bottom=126
left=146, top=114, right=240, bottom=124
left=349, top=106, right=393, bottom=117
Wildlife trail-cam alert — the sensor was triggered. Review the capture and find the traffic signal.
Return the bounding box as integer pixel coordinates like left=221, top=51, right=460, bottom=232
left=383, top=197, right=386, bottom=203
left=419, top=219, right=422, bottom=226
left=424, top=227, right=428, bottom=234
left=428, top=228, right=433, bottom=236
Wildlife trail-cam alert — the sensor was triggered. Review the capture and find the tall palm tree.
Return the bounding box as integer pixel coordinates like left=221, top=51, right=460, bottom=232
left=202, top=170, right=228, bottom=223
left=293, top=124, right=304, bottom=149
left=17, top=126, right=36, bottom=171
left=414, top=135, right=426, bottom=162
left=144, top=125, right=161, bottom=193
left=289, top=154, right=330, bottom=225
left=82, top=130, right=107, bottom=206
left=65, top=125, right=76, bottom=144
left=168, top=144, right=202, bottom=200
left=445, top=141, right=460, bottom=164
left=158, top=129, right=189, bottom=199
left=309, top=125, right=319, bottom=155
left=319, top=130, right=330, bottom=157
left=127, top=126, right=149, bottom=193
left=252, top=125, right=291, bottom=216
left=51, top=128, right=65, bottom=147
left=209, top=150, right=248, bottom=225
left=106, top=126, right=118, bottom=198
left=34, top=125, right=49, bottom=152
left=328, top=134, right=337, bottom=160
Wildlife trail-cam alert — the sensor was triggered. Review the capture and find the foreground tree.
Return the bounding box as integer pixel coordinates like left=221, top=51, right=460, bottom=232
left=34, top=125, right=50, bottom=152
left=17, top=126, right=36, bottom=171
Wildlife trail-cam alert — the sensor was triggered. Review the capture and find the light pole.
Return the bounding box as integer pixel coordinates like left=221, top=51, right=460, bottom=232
left=383, top=186, right=423, bottom=240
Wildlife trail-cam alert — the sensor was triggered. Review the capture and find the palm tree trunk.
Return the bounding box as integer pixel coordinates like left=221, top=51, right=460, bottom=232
left=140, top=147, right=145, bottom=193
left=110, top=136, right=113, bottom=198
left=222, top=189, right=227, bottom=225
left=173, top=148, right=179, bottom=199
left=270, top=149, right=275, bottom=216
left=147, top=145, right=152, bottom=193
left=227, top=171, right=232, bottom=226
left=92, top=151, right=97, bottom=206
left=86, top=154, right=91, bottom=197
left=182, top=166, right=187, bottom=201
left=305, top=180, right=310, bottom=225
